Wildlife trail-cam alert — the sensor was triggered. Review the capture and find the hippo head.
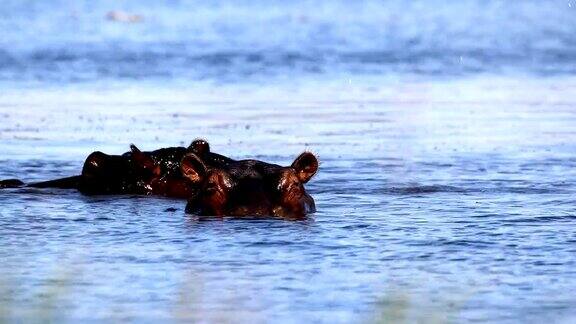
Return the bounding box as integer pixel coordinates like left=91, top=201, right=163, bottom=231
left=181, top=152, right=319, bottom=219
left=128, top=142, right=205, bottom=198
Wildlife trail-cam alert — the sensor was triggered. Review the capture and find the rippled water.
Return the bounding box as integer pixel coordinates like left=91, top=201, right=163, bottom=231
left=2, top=0, right=576, bottom=323
left=2, top=80, right=576, bottom=322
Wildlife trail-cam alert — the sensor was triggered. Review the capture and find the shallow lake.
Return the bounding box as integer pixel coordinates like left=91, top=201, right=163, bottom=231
left=1, top=79, right=576, bottom=323
left=1, top=0, right=576, bottom=322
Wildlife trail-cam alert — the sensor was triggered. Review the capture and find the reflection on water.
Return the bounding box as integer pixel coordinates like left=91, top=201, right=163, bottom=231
left=1, top=79, right=576, bottom=322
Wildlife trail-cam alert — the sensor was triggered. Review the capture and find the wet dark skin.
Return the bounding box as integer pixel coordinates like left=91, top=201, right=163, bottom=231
left=0, top=139, right=232, bottom=198
left=128, top=140, right=233, bottom=198
left=181, top=150, right=319, bottom=219
left=1, top=140, right=319, bottom=218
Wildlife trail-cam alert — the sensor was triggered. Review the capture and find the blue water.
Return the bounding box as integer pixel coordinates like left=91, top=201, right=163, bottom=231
left=1, top=1, right=576, bottom=323
left=1, top=0, right=576, bottom=84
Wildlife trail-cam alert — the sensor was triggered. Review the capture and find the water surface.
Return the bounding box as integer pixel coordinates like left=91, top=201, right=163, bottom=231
left=1, top=0, right=576, bottom=323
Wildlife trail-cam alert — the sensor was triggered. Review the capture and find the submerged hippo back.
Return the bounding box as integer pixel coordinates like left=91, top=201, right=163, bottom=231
left=79, top=151, right=143, bottom=195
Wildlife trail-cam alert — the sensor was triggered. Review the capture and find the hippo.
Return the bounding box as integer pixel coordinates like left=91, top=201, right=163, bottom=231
left=0, top=139, right=231, bottom=198
left=180, top=150, right=319, bottom=219
left=126, top=140, right=233, bottom=198
left=1, top=140, right=320, bottom=218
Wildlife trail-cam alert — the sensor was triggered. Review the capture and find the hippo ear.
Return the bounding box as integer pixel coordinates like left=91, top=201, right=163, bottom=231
left=188, top=139, right=210, bottom=157
left=291, top=152, right=319, bottom=183
left=181, top=153, right=207, bottom=184
left=130, top=144, right=161, bottom=176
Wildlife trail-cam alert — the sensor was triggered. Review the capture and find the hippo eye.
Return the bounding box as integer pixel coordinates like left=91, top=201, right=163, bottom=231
left=284, top=182, right=297, bottom=193
left=220, top=174, right=234, bottom=189
left=205, top=182, right=218, bottom=193
left=204, top=171, right=234, bottom=195
left=277, top=174, right=300, bottom=193
left=277, top=177, right=288, bottom=192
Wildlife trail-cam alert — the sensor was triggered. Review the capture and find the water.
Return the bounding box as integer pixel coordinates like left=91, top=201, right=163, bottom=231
left=1, top=0, right=576, bottom=84
left=1, top=1, right=576, bottom=323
